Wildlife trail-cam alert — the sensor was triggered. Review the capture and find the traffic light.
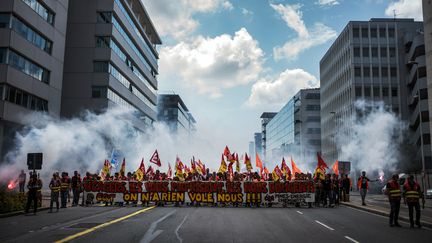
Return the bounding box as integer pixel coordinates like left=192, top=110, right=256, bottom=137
left=27, top=153, right=43, bottom=170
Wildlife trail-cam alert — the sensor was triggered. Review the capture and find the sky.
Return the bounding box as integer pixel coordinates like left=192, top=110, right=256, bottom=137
left=142, top=0, right=423, bottom=154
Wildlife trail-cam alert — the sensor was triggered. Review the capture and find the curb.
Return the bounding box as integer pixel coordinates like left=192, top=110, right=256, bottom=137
left=0, top=207, right=50, bottom=218
left=341, top=202, right=432, bottom=228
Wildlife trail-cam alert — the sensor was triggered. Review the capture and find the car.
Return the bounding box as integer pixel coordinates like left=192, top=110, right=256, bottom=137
left=427, top=189, right=432, bottom=199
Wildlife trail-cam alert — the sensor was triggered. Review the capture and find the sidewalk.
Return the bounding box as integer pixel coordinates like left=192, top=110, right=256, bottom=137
left=341, top=192, right=432, bottom=228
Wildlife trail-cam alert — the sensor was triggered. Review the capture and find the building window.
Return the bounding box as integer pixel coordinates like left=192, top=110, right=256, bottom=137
left=391, top=87, right=398, bottom=97
left=363, top=67, right=370, bottom=77
left=0, top=13, right=11, bottom=28
left=372, top=67, right=379, bottom=77
left=306, top=105, right=320, bottom=111
left=381, top=67, right=388, bottom=78
left=93, top=61, right=109, bottom=72
left=4, top=49, right=50, bottom=83
left=390, top=67, right=397, bottom=77
left=389, top=47, right=396, bottom=57
left=380, top=47, right=387, bottom=58
left=373, top=87, right=380, bottom=97
left=21, top=0, right=55, bottom=25
left=370, top=28, right=377, bottom=38
left=306, top=116, right=320, bottom=122
left=97, top=12, right=112, bottom=24
left=353, top=27, right=359, bottom=38
left=423, top=134, right=431, bottom=145
left=95, top=36, right=110, bottom=48
left=0, top=48, right=6, bottom=63
left=379, top=28, right=386, bottom=38
left=388, top=28, right=395, bottom=38
left=371, top=47, right=378, bottom=57
left=361, top=28, right=368, bottom=38
left=92, top=86, right=107, bottom=98
left=355, top=67, right=361, bottom=77
left=305, top=93, right=320, bottom=99
left=364, top=87, right=371, bottom=97
left=420, top=88, right=428, bottom=100
left=10, top=16, right=53, bottom=54
left=354, top=47, right=360, bottom=57
left=421, top=111, right=430, bottom=122
left=382, top=87, right=389, bottom=97
left=362, top=47, right=369, bottom=57
left=355, top=87, right=362, bottom=97
left=1, top=84, right=48, bottom=112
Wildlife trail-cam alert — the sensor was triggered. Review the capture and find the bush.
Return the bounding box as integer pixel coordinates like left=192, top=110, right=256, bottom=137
left=0, top=185, right=26, bottom=214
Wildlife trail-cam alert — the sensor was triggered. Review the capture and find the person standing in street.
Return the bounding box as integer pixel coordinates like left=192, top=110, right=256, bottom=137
left=403, top=175, right=425, bottom=228
left=357, top=171, right=378, bottom=206
left=386, top=174, right=402, bottom=227
left=49, top=173, right=61, bottom=212
left=25, top=173, right=40, bottom=215
left=18, top=170, right=26, bottom=193
left=71, top=171, right=82, bottom=206
left=60, top=172, right=70, bottom=208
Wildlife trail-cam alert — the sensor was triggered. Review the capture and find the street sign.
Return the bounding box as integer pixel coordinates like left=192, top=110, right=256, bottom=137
left=27, top=153, right=43, bottom=170
left=338, top=161, right=351, bottom=175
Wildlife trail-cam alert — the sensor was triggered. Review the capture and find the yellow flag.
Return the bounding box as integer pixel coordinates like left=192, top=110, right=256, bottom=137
left=218, top=154, right=227, bottom=173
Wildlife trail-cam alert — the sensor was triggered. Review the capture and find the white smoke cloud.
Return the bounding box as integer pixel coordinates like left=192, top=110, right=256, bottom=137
left=384, top=0, right=423, bottom=21
left=0, top=107, right=239, bottom=186
left=336, top=100, right=407, bottom=173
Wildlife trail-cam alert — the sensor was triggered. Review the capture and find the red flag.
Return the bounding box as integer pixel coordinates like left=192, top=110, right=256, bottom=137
left=244, top=153, right=253, bottom=172
left=235, top=153, right=240, bottom=172
left=191, top=159, right=196, bottom=173
left=260, top=167, right=267, bottom=181
left=291, top=157, right=302, bottom=178
left=228, top=161, right=234, bottom=180
left=332, top=160, right=339, bottom=176
left=150, top=150, right=162, bottom=167
left=223, top=146, right=231, bottom=157
left=167, top=163, right=172, bottom=178
left=255, top=153, right=263, bottom=170
left=227, top=153, right=235, bottom=163
left=146, top=165, right=154, bottom=176
left=317, top=152, right=328, bottom=170
left=281, top=157, right=291, bottom=180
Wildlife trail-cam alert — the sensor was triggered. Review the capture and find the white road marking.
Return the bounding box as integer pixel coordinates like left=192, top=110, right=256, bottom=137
left=345, top=236, right=360, bottom=243
left=314, top=220, right=335, bottom=231
left=141, top=209, right=177, bottom=243
left=175, top=213, right=189, bottom=243
left=296, top=211, right=303, bottom=215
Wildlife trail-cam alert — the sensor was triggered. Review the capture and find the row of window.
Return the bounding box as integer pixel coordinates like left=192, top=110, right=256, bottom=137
left=307, top=128, right=321, bottom=134
left=305, top=105, right=320, bottom=111
left=0, top=13, right=52, bottom=54
left=0, top=48, right=50, bottom=84
left=114, top=0, right=157, bottom=62
left=353, top=27, right=395, bottom=38
left=355, top=86, right=398, bottom=97
left=353, top=47, right=396, bottom=58
left=0, top=84, right=48, bottom=112
left=97, top=12, right=156, bottom=79
left=95, top=36, right=156, bottom=94
left=354, top=66, right=397, bottom=78
left=21, top=0, right=55, bottom=25
left=305, top=93, right=320, bottom=99
left=93, top=61, right=156, bottom=110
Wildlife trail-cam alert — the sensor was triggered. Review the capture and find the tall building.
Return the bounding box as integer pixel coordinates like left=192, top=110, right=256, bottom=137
left=266, top=89, right=321, bottom=164
left=320, top=18, right=430, bottom=171
left=157, top=94, right=196, bottom=135
left=249, top=141, right=255, bottom=164
left=260, top=112, right=277, bottom=161
left=254, top=132, right=262, bottom=158
left=61, top=0, right=161, bottom=130
left=0, top=0, right=69, bottom=158
left=424, top=0, right=432, bottom=167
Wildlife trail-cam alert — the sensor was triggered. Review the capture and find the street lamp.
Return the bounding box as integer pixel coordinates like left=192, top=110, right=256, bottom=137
left=408, top=60, right=427, bottom=198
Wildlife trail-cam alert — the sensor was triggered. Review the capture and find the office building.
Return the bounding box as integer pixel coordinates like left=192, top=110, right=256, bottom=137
left=260, top=112, right=277, bottom=161
left=320, top=18, right=430, bottom=171
left=254, top=132, right=262, bottom=158
left=157, top=94, right=196, bottom=134
left=249, top=141, right=255, bottom=164
left=266, top=88, right=321, bottom=163
left=0, top=0, right=69, bottom=158
left=61, top=0, right=161, bottom=130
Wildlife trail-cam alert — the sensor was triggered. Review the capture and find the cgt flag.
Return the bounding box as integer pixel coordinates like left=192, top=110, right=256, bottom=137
left=218, top=154, right=228, bottom=173
left=291, top=157, right=302, bottom=178
left=100, top=159, right=111, bottom=180
left=135, top=159, right=145, bottom=181
left=281, top=157, right=291, bottom=180
left=119, top=158, right=126, bottom=177
left=223, top=146, right=231, bottom=157
left=235, top=153, right=240, bottom=173
left=167, top=163, right=173, bottom=179
left=332, top=160, right=339, bottom=176
left=244, top=153, right=253, bottom=172
left=255, top=153, right=263, bottom=170
left=317, top=152, right=328, bottom=170
left=150, top=150, right=162, bottom=167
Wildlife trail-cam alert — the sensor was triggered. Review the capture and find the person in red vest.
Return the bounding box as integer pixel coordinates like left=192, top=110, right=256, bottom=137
left=60, top=172, right=70, bottom=208
left=385, top=174, right=402, bottom=227
left=403, top=175, right=425, bottom=228
left=357, top=171, right=379, bottom=206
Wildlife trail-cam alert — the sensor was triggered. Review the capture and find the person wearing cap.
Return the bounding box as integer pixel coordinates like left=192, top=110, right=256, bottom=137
left=386, top=174, right=402, bottom=227
left=403, top=175, right=425, bottom=228
left=49, top=173, right=61, bottom=212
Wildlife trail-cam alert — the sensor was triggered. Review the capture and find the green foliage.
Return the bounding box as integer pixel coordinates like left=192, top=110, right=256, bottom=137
left=0, top=185, right=26, bottom=214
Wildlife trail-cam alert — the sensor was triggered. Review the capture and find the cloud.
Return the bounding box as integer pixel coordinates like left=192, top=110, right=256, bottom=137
left=270, top=3, right=337, bottom=60
left=316, top=0, right=340, bottom=6
left=142, top=0, right=233, bottom=40
left=241, top=8, right=254, bottom=17
left=384, top=0, right=423, bottom=21
left=160, top=28, right=264, bottom=98
left=246, top=68, right=318, bottom=108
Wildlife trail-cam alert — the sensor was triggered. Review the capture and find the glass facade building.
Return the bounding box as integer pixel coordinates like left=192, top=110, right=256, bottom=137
left=157, top=94, right=196, bottom=135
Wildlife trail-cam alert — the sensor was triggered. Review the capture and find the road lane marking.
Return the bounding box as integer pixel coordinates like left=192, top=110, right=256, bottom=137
left=345, top=236, right=360, bottom=243
left=314, top=220, right=335, bottom=231
left=141, top=209, right=177, bottom=243
left=175, top=213, right=189, bottom=243
left=296, top=211, right=303, bottom=215
left=54, top=206, right=156, bottom=243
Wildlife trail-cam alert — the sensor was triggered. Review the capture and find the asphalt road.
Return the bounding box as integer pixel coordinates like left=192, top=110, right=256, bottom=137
left=0, top=205, right=431, bottom=243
